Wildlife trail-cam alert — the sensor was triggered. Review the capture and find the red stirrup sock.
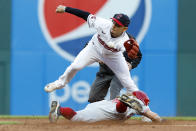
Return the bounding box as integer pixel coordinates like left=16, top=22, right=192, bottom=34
left=60, top=107, right=77, bottom=120
left=116, top=101, right=127, bottom=113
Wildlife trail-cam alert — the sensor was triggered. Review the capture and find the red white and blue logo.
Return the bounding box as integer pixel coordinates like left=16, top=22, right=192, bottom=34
left=38, top=0, right=151, bottom=62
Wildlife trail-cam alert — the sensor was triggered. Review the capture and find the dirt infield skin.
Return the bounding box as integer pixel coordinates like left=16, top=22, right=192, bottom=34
left=1, top=118, right=196, bottom=131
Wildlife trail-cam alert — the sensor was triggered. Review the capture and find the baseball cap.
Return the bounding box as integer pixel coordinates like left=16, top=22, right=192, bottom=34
left=112, top=13, right=130, bottom=27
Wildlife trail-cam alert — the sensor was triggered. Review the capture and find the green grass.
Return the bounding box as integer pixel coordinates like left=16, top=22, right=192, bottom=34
left=0, top=121, right=22, bottom=125
left=0, top=116, right=47, bottom=125
left=0, top=115, right=47, bottom=119
left=162, top=117, right=196, bottom=121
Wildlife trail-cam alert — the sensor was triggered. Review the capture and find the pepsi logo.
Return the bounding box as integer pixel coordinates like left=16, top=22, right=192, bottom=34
left=38, top=0, right=151, bottom=62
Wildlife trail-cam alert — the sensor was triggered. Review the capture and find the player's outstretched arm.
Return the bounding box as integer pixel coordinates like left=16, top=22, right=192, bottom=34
left=56, top=5, right=90, bottom=21
left=143, top=109, right=162, bottom=122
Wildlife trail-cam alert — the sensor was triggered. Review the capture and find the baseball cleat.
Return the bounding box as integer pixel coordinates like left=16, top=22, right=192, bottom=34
left=49, top=101, right=61, bottom=123
left=44, top=80, right=65, bottom=92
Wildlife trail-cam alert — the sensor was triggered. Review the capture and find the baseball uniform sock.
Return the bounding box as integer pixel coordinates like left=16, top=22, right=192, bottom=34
left=60, top=107, right=77, bottom=120
left=116, top=100, right=127, bottom=113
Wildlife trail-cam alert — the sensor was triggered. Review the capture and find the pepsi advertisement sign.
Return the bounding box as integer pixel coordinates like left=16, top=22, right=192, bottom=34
left=11, top=0, right=177, bottom=116
left=38, top=0, right=151, bottom=61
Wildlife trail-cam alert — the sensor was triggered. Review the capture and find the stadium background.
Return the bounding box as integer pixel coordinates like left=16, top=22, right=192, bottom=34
left=0, top=0, right=195, bottom=117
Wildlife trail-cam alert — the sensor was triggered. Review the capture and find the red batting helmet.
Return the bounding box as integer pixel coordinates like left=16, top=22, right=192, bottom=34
left=132, top=91, right=150, bottom=106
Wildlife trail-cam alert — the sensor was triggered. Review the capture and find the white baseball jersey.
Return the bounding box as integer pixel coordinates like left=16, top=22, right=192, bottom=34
left=87, top=14, right=128, bottom=53
left=71, top=99, right=150, bottom=123
left=58, top=14, right=139, bottom=93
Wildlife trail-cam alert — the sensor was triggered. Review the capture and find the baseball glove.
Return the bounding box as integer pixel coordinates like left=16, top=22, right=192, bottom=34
left=118, top=94, right=143, bottom=113
left=124, top=38, right=139, bottom=59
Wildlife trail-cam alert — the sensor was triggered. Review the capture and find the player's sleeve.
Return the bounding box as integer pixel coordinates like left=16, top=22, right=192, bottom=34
left=87, top=14, right=111, bottom=29
left=65, top=7, right=90, bottom=21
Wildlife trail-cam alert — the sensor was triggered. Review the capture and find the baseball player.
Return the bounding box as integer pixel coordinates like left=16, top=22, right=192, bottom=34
left=44, top=6, right=140, bottom=94
left=48, top=91, right=163, bottom=123
left=88, top=35, right=142, bottom=102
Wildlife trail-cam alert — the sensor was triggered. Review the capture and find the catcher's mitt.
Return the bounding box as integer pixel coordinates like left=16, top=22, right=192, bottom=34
left=118, top=94, right=143, bottom=113
left=124, top=38, right=139, bottom=59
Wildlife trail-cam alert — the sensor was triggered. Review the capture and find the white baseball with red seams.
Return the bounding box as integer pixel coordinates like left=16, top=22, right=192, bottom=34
left=55, top=14, right=139, bottom=93
left=71, top=98, right=149, bottom=122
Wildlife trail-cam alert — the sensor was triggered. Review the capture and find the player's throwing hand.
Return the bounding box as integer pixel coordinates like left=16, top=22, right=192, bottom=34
left=56, top=5, right=66, bottom=13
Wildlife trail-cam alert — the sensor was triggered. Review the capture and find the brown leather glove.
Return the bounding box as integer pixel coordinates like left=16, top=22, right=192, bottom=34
left=124, top=38, right=139, bottom=59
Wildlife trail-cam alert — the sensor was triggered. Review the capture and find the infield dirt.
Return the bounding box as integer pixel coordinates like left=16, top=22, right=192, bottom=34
left=1, top=118, right=196, bottom=131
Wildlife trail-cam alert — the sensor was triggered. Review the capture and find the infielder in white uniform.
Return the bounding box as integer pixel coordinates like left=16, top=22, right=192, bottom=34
left=49, top=91, right=163, bottom=123
left=44, top=5, right=140, bottom=93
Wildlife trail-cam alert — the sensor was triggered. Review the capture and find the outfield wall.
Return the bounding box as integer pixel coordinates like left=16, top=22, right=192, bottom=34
left=177, top=0, right=196, bottom=116
left=0, top=0, right=11, bottom=114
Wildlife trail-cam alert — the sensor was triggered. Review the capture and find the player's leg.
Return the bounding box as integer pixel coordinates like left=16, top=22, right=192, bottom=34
left=103, top=53, right=138, bottom=93
left=59, top=43, right=98, bottom=83
left=109, top=75, right=124, bottom=99
left=45, top=43, right=99, bottom=92
left=59, top=107, right=77, bottom=120
left=71, top=100, right=122, bottom=122
left=49, top=101, right=77, bottom=122
left=48, top=101, right=110, bottom=123
left=88, top=70, right=113, bottom=103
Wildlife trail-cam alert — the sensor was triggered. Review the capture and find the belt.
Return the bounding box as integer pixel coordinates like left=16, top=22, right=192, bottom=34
left=97, top=35, right=118, bottom=52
